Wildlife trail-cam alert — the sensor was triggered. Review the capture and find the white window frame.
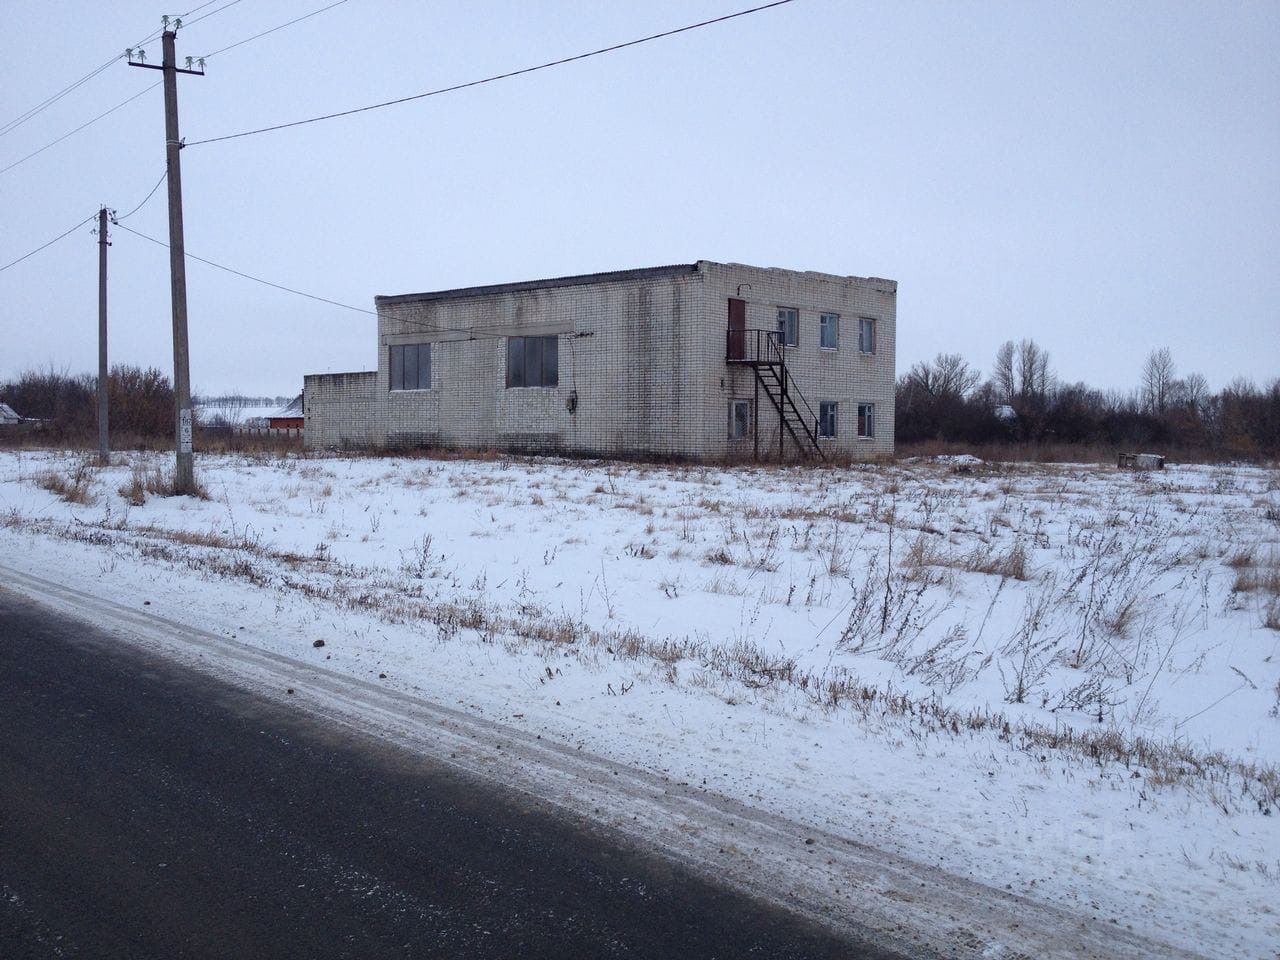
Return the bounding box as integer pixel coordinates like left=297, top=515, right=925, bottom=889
left=728, top=399, right=752, bottom=440
left=818, top=401, right=838, bottom=439
left=776, top=307, right=799, bottom=347
left=857, top=402, right=875, bottom=439
left=819, top=313, right=839, bottom=350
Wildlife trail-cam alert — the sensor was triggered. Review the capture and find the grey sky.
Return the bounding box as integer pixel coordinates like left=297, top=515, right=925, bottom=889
left=2, top=0, right=1276, bottom=398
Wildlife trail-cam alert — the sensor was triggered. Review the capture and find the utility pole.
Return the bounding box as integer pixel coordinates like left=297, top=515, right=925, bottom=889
left=96, top=207, right=110, bottom=465
left=129, top=22, right=204, bottom=494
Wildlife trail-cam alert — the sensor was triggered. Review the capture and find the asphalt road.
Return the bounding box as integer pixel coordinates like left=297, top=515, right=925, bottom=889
left=0, top=586, right=901, bottom=960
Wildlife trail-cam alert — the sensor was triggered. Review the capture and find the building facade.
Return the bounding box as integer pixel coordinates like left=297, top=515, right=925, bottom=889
left=304, top=260, right=896, bottom=460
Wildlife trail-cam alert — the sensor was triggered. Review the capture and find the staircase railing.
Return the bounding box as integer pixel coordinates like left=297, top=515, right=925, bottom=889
left=725, top=328, right=825, bottom=460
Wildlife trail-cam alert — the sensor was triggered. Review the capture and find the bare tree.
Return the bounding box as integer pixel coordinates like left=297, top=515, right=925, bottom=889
left=1174, top=371, right=1209, bottom=414
left=905, top=353, right=980, bottom=400
left=992, top=341, right=1016, bottom=403
left=1141, top=347, right=1176, bottom=415
left=1015, top=339, right=1052, bottom=402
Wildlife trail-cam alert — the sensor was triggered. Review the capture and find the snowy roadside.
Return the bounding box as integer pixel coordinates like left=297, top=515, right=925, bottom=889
left=1, top=450, right=1277, bottom=958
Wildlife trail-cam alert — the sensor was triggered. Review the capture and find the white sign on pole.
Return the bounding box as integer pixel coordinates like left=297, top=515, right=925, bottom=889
left=179, top=408, right=193, bottom=452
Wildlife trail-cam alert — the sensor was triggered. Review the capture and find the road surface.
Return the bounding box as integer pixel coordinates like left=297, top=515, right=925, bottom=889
left=0, top=586, right=902, bottom=959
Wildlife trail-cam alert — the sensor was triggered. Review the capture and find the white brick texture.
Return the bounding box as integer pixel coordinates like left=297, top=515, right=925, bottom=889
left=303, top=261, right=896, bottom=461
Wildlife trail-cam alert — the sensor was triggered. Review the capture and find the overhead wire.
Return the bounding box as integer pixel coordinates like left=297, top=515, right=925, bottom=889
left=180, top=0, right=225, bottom=17
left=1, top=0, right=355, bottom=178
left=182, top=0, right=249, bottom=29
left=200, top=0, right=351, bottom=59
left=1, top=167, right=172, bottom=275
left=0, top=0, right=216, bottom=142
left=0, top=58, right=119, bottom=140
left=112, top=222, right=514, bottom=341
left=0, top=83, right=161, bottom=177
left=114, top=168, right=168, bottom=222
left=114, top=221, right=374, bottom=315
left=186, top=0, right=798, bottom=146
left=0, top=215, right=97, bottom=274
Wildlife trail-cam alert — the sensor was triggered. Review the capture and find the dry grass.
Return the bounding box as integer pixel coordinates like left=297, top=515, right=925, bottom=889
left=904, top=534, right=1030, bottom=581
left=8, top=475, right=1278, bottom=818
left=35, top=460, right=96, bottom=505
left=117, top=461, right=170, bottom=505
left=1233, top=562, right=1280, bottom=599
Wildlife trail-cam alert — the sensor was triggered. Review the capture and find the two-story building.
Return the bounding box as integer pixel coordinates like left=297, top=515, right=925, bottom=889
left=304, top=260, right=896, bottom=460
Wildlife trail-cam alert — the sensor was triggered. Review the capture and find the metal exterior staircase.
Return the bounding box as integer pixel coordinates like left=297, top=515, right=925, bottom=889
left=725, top=328, right=825, bottom=461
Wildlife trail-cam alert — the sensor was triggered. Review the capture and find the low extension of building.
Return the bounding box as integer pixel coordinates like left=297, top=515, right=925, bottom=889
left=304, top=260, right=896, bottom=461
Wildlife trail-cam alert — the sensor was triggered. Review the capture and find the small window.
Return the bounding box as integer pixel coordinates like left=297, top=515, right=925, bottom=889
left=506, top=335, right=559, bottom=388
left=776, top=307, right=798, bottom=347
left=858, top=318, right=876, bottom=354
left=729, top=400, right=751, bottom=439
left=857, top=402, right=875, bottom=439
left=389, top=343, right=431, bottom=390
left=819, top=313, right=839, bottom=350
left=818, top=401, right=838, bottom=439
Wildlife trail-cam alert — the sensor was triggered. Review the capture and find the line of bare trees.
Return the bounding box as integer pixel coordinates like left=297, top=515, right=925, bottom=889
left=1, top=366, right=175, bottom=443
left=897, top=341, right=1279, bottom=458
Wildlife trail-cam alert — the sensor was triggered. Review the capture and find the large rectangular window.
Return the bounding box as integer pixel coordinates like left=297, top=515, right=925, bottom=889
left=389, top=343, right=431, bottom=390
left=857, top=402, right=875, bottom=439
left=819, top=313, right=839, bottom=350
left=776, top=307, right=798, bottom=347
left=858, top=318, right=876, bottom=354
left=728, top=400, right=751, bottom=440
left=818, top=401, right=838, bottom=438
left=506, top=335, right=559, bottom=388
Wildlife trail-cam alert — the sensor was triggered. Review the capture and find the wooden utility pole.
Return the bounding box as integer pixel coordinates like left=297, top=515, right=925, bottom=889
left=130, top=24, right=203, bottom=494
left=96, top=207, right=110, bottom=465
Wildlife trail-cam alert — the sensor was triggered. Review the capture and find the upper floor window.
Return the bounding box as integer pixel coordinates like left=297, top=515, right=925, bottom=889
left=857, top=402, right=876, bottom=439
left=858, top=318, right=876, bottom=354
left=506, top=335, right=559, bottom=388
left=819, top=313, right=839, bottom=350
left=818, top=401, right=838, bottom=438
left=776, top=307, right=798, bottom=347
left=389, top=343, right=431, bottom=391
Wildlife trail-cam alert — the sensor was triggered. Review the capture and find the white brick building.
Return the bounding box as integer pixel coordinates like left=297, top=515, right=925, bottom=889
left=304, top=261, right=896, bottom=461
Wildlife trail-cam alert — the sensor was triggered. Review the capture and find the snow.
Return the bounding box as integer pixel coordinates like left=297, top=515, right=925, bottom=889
left=1, top=449, right=1277, bottom=958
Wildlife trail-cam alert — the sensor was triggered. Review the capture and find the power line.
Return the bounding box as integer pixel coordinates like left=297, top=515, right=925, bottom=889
left=201, top=0, right=351, bottom=59
left=181, top=0, right=225, bottom=17
left=0, top=0, right=243, bottom=144
left=0, top=83, right=161, bottom=177
left=114, top=168, right=168, bottom=222
left=0, top=169, right=174, bottom=275
left=112, top=222, right=513, bottom=341
left=0, top=215, right=96, bottom=274
left=183, top=0, right=248, bottom=29
left=1, top=1, right=354, bottom=178
left=114, top=221, right=374, bottom=315
left=187, top=0, right=798, bottom=147
left=0, top=58, right=119, bottom=141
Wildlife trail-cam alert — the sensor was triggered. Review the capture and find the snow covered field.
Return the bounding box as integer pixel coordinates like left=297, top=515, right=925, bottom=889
left=2, top=449, right=1277, bottom=958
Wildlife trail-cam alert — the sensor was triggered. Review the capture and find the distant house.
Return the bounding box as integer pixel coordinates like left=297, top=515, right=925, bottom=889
left=268, top=394, right=304, bottom=430
left=0, top=402, right=42, bottom=434
left=304, top=260, right=897, bottom=461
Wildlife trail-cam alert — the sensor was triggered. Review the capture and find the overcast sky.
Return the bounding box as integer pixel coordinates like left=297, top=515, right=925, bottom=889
left=2, top=0, right=1276, bottom=398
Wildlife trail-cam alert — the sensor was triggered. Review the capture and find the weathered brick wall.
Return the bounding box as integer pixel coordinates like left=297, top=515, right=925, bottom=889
left=700, top=262, right=897, bottom=460
left=303, top=261, right=896, bottom=461
left=374, top=270, right=708, bottom=458
left=303, top=372, right=381, bottom=450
